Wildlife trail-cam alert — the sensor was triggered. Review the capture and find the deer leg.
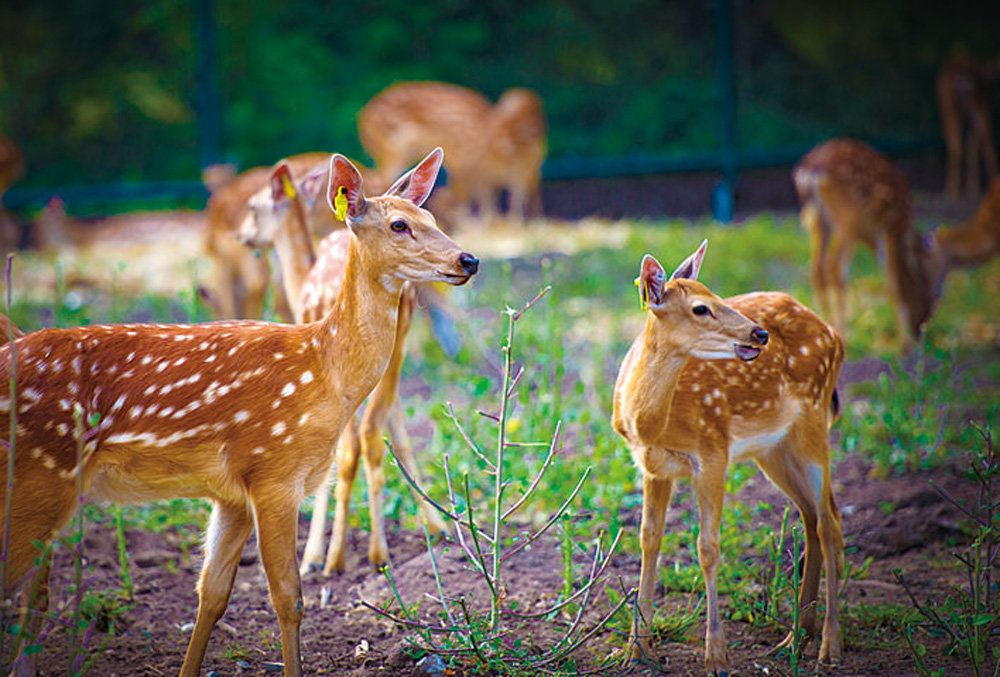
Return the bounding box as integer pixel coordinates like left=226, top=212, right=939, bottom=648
left=180, top=501, right=254, bottom=677
left=693, top=463, right=728, bottom=675
left=966, top=129, right=982, bottom=201
left=629, top=472, right=673, bottom=663
left=940, top=102, right=964, bottom=201
left=251, top=493, right=305, bottom=677
left=323, top=417, right=361, bottom=575
left=300, top=461, right=335, bottom=575
left=755, top=435, right=843, bottom=665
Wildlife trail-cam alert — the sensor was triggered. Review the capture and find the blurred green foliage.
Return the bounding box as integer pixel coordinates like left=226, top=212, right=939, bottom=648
left=1, top=1, right=998, bottom=187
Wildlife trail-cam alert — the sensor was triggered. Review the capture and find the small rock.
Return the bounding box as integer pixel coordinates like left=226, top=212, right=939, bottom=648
left=416, top=654, right=447, bottom=676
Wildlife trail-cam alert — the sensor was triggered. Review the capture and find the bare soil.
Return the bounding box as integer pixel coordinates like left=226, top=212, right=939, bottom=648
left=29, top=358, right=989, bottom=677
left=15, top=162, right=997, bottom=675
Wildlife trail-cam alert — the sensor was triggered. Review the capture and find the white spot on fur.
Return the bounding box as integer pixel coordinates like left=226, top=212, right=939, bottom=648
left=234, top=410, right=250, bottom=423
left=272, top=421, right=286, bottom=436
left=281, top=382, right=295, bottom=397
left=300, top=370, right=314, bottom=384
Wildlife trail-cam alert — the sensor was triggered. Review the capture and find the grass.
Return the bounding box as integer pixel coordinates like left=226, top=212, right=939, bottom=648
left=3, top=208, right=999, bottom=672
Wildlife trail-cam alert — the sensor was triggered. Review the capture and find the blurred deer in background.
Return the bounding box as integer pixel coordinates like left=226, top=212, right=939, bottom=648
left=0, top=132, right=25, bottom=254
left=0, top=149, right=478, bottom=676
left=359, top=81, right=547, bottom=225
left=237, top=160, right=447, bottom=574
left=794, top=138, right=1000, bottom=348
left=936, top=56, right=998, bottom=202
left=612, top=241, right=844, bottom=673
left=201, top=153, right=386, bottom=320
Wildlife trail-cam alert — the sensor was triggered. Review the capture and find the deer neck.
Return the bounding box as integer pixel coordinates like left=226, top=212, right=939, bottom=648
left=886, top=227, right=945, bottom=335
left=625, top=318, right=693, bottom=443
left=315, top=233, right=400, bottom=408
left=273, top=201, right=318, bottom=322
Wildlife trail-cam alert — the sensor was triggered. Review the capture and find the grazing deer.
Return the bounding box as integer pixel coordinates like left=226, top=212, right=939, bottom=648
left=612, top=241, right=844, bottom=673
left=237, top=160, right=446, bottom=575
left=358, top=81, right=547, bottom=225
left=936, top=56, right=998, bottom=202
left=0, top=149, right=478, bottom=676
left=794, top=138, right=1000, bottom=347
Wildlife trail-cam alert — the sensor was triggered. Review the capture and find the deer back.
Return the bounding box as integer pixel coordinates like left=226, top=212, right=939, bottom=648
left=667, top=292, right=844, bottom=458
left=0, top=320, right=341, bottom=504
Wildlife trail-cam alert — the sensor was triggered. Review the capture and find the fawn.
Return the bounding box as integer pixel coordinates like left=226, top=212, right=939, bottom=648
left=612, top=241, right=844, bottom=674
left=358, top=81, right=547, bottom=224
left=0, top=149, right=478, bottom=676
left=237, top=159, right=446, bottom=575
left=794, top=138, right=1000, bottom=347
left=936, top=55, right=998, bottom=202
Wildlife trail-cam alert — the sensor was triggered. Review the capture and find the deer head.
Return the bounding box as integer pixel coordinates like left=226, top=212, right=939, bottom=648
left=637, top=240, right=769, bottom=361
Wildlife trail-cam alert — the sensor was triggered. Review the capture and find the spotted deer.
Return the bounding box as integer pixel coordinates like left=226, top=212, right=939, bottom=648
left=794, top=138, right=1000, bottom=347
left=0, top=149, right=478, bottom=676
left=358, top=81, right=547, bottom=224
left=612, top=241, right=845, bottom=674
left=237, top=159, right=446, bottom=575
left=936, top=56, right=998, bottom=202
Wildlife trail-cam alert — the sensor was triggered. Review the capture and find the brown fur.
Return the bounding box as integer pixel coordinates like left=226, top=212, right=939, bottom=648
left=613, top=248, right=844, bottom=672
left=0, top=151, right=477, bottom=676
left=936, top=56, right=998, bottom=202
left=358, top=81, right=547, bottom=225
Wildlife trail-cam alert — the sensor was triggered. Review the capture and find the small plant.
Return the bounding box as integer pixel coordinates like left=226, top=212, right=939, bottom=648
left=896, top=424, right=1000, bottom=677
left=364, top=288, right=627, bottom=675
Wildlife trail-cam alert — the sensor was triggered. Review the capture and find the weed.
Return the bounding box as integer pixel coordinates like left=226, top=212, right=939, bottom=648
left=896, top=424, right=1000, bottom=677
left=365, top=288, right=626, bottom=675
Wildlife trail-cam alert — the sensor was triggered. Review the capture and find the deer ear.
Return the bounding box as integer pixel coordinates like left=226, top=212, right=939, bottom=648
left=383, top=147, right=443, bottom=207
left=298, top=164, right=327, bottom=208
left=269, top=161, right=295, bottom=205
left=669, top=239, right=708, bottom=281
left=328, top=154, right=366, bottom=221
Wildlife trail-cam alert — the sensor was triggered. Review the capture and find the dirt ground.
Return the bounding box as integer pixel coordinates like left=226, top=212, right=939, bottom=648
left=11, top=161, right=998, bottom=676
left=24, top=355, right=990, bottom=677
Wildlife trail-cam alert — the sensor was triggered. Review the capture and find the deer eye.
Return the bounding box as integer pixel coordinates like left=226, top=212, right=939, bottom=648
left=390, top=220, right=409, bottom=233
left=692, top=304, right=710, bottom=316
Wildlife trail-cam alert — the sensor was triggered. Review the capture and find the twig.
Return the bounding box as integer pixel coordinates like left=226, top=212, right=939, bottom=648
left=501, top=421, right=561, bottom=520
left=499, top=467, right=592, bottom=564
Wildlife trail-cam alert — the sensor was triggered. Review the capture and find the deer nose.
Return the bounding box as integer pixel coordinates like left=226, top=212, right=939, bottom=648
left=459, top=252, right=479, bottom=275
left=751, top=326, right=769, bottom=346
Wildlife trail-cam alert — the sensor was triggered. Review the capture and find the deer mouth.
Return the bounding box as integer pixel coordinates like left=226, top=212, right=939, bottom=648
left=734, top=343, right=762, bottom=361
left=438, top=271, right=474, bottom=286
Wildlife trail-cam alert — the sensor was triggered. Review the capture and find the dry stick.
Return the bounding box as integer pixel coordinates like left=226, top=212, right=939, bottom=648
left=444, top=403, right=495, bottom=473
left=498, top=467, right=591, bottom=565
left=501, top=421, right=561, bottom=520
left=1, top=254, right=15, bottom=670
left=506, top=528, right=624, bottom=621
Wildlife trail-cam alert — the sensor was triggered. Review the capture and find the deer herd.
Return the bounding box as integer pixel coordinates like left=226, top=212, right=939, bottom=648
left=0, top=70, right=997, bottom=676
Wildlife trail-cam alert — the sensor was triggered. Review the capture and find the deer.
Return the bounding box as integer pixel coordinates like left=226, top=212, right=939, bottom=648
left=358, top=81, right=547, bottom=225
left=236, top=159, right=446, bottom=575
left=0, top=148, right=479, bottom=676
left=794, top=138, right=1000, bottom=348
left=936, top=55, right=998, bottom=202
left=0, top=132, right=25, bottom=254
left=612, top=240, right=845, bottom=674
left=201, top=152, right=386, bottom=321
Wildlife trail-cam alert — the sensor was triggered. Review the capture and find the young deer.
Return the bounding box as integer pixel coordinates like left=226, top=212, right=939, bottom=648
left=0, top=149, right=478, bottom=676
left=794, top=138, right=1000, bottom=347
left=612, top=241, right=844, bottom=674
left=237, top=160, right=446, bottom=575
left=936, top=56, right=998, bottom=202
left=358, top=81, right=547, bottom=224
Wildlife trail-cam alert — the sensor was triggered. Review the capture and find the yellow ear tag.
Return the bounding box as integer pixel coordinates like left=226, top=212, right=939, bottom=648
left=634, top=276, right=648, bottom=312
left=333, top=186, right=349, bottom=221
left=279, top=173, right=296, bottom=200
